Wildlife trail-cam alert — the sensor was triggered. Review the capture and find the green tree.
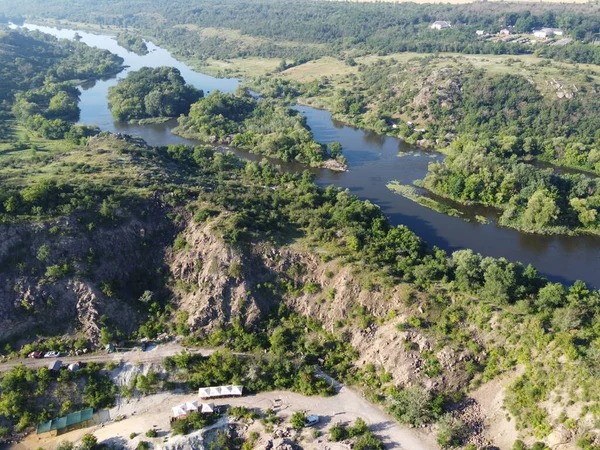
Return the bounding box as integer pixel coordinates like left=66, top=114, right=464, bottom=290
left=522, top=189, right=559, bottom=230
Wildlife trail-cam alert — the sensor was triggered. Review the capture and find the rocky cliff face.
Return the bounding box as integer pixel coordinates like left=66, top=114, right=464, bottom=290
left=0, top=206, right=173, bottom=345
left=168, top=218, right=474, bottom=392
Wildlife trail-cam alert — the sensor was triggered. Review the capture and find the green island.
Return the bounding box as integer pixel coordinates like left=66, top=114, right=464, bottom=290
left=107, top=66, right=203, bottom=123
left=1, top=1, right=600, bottom=449
left=115, top=32, right=148, bottom=56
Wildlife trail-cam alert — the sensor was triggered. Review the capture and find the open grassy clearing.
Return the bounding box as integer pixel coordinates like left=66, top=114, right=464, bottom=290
left=273, top=51, right=600, bottom=99
left=196, top=56, right=282, bottom=78
left=280, top=56, right=357, bottom=81
left=0, top=125, right=154, bottom=196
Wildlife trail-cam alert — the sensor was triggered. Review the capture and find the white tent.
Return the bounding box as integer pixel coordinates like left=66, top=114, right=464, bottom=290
left=229, top=385, right=243, bottom=396
left=198, top=385, right=244, bottom=399
left=172, top=405, right=187, bottom=417
left=198, top=388, right=210, bottom=399
left=200, top=403, right=215, bottom=413
left=184, top=401, right=198, bottom=412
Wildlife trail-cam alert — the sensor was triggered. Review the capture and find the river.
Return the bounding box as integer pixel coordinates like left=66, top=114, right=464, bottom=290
left=12, top=22, right=600, bottom=287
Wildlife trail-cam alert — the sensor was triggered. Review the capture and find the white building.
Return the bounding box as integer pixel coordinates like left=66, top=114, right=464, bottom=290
left=476, top=30, right=485, bottom=36
left=430, top=21, right=451, bottom=30
left=500, top=29, right=511, bottom=35
left=534, top=28, right=564, bottom=38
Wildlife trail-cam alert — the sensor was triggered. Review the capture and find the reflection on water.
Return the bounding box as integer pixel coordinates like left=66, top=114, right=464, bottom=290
left=11, top=22, right=600, bottom=287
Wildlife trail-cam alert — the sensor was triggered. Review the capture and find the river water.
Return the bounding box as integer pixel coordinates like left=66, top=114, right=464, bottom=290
left=12, top=23, right=600, bottom=287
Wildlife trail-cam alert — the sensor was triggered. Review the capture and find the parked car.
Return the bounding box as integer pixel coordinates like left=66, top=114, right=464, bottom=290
left=305, top=415, right=319, bottom=426
left=44, top=351, right=60, bottom=358
left=27, top=351, right=43, bottom=359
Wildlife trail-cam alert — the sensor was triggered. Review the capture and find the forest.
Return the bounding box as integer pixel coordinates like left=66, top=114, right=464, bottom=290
left=107, top=66, right=203, bottom=122
left=0, top=28, right=123, bottom=103
left=1, top=0, right=600, bottom=63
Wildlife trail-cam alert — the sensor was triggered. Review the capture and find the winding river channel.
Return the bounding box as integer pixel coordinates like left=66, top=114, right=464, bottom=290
left=13, top=22, right=600, bottom=287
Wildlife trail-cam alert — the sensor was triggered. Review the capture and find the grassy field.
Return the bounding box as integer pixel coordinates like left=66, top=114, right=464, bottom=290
left=195, top=57, right=282, bottom=78
left=280, top=57, right=357, bottom=81
left=274, top=51, right=600, bottom=99
left=0, top=125, right=154, bottom=198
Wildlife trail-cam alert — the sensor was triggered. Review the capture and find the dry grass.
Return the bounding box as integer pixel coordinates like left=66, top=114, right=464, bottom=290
left=195, top=57, right=282, bottom=78
left=280, top=57, right=356, bottom=81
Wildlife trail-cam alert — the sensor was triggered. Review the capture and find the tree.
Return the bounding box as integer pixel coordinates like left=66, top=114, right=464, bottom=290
left=99, top=327, right=114, bottom=346
left=78, top=434, right=98, bottom=450
left=522, top=189, right=559, bottom=230
left=535, top=282, right=566, bottom=310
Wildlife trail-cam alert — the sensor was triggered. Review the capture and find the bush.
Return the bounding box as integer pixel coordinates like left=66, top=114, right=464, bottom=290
left=330, top=423, right=346, bottom=442
left=136, top=441, right=150, bottom=450
left=290, top=411, right=306, bottom=430
left=348, top=417, right=368, bottom=437
left=129, top=432, right=137, bottom=440
left=145, top=429, right=157, bottom=438
left=0, top=427, right=10, bottom=438
left=79, top=434, right=98, bottom=450
left=436, top=414, right=466, bottom=448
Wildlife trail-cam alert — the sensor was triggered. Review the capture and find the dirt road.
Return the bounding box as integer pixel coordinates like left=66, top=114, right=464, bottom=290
left=0, top=342, right=214, bottom=372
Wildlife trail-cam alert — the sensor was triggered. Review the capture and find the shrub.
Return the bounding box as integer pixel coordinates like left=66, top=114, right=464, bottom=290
left=436, top=414, right=466, bottom=448
left=290, top=411, right=306, bottom=430
left=330, top=423, right=346, bottom=442
left=79, top=434, right=98, bottom=450
left=136, top=441, right=150, bottom=450
left=130, top=432, right=137, bottom=440
left=0, top=427, right=10, bottom=438
left=145, top=429, right=157, bottom=438
left=173, top=235, right=189, bottom=252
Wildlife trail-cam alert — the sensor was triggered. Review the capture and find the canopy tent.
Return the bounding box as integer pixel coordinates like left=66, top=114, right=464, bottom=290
left=200, top=403, right=215, bottom=413
left=172, top=401, right=215, bottom=418
left=198, top=385, right=243, bottom=399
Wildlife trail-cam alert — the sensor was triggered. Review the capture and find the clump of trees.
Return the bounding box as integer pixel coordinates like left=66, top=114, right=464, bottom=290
left=108, top=66, right=203, bottom=122
left=0, top=28, right=123, bottom=103
left=176, top=91, right=344, bottom=167
left=116, top=32, right=148, bottom=55
left=0, top=363, right=116, bottom=435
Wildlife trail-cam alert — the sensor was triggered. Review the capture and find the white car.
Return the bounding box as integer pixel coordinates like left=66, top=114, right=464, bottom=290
left=44, top=351, right=60, bottom=358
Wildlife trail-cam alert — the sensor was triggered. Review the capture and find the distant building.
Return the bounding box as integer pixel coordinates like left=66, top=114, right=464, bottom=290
left=430, top=21, right=451, bottom=30
left=67, top=363, right=80, bottom=372
left=48, top=360, right=62, bottom=371
left=534, top=28, right=564, bottom=38
left=500, top=28, right=512, bottom=35
left=476, top=30, right=485, bottom=36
